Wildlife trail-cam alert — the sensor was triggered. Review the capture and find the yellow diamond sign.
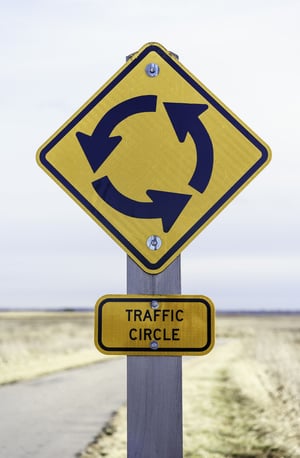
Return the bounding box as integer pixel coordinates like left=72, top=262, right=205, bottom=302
left=36, top=42, right=271, bottom=273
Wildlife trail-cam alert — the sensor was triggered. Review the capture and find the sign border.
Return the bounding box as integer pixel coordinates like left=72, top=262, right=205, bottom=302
left=94, top=294, right=215, bottom=355
left=37, top=42, right=271, bottom=273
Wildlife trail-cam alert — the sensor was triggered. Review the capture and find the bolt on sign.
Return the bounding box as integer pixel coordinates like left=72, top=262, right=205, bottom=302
left=36, top=42, right=271, bottom=274
left=94, top=295, right=215, bottom=356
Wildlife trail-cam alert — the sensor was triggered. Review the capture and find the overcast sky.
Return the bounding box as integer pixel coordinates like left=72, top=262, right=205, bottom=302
left=1, top=0, right=299, bottom=311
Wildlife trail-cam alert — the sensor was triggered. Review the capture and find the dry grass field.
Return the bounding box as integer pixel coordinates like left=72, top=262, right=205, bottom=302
left=1, top=311, right=299, bottom=457
left=0, top=311, right=102, bottom=385
left=81, top=314, right=300, bottom=458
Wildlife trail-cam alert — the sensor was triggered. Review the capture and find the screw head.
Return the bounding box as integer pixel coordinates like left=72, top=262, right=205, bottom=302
left=145, top=63, right=160, bottom=77
left=147, top=235, right=162, bottom=251
left=151, top=300, right=159, bottom=309
left=150, top=341, right=159, bottom=350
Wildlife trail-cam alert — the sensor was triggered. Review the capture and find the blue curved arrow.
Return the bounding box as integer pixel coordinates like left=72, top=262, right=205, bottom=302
left=92, top=176, right=192, bottom=233
left=163, top=103, right=213, bottom=193
left=76, top=95, right=157, bottom=173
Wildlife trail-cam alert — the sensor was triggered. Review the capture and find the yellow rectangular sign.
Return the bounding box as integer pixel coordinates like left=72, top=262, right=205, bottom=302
left=94, top=295, right=215, bottom=356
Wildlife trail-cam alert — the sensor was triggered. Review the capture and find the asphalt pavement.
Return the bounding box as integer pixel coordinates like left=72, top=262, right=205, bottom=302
left=0, top=358, right=126, bottom=457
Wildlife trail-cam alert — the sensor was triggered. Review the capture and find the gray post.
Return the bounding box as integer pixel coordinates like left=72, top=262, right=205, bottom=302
left=127, top=255, right=183, bottom=458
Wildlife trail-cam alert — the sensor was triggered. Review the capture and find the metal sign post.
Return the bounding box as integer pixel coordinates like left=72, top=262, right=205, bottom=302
left=127, top=255, right=182, bottom=458
left=36, top=41, right=271, bottom=458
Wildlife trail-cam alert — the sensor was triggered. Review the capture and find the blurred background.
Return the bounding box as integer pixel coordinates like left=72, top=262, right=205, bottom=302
left=1, top=0, right=299, bottom=311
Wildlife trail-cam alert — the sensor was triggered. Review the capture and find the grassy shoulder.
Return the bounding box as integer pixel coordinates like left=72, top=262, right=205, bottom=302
left=0, top=311, right=106, bottom=384
left=81, top=314, right=300, bottom=458
left=1, top=312, right=299, bottom=457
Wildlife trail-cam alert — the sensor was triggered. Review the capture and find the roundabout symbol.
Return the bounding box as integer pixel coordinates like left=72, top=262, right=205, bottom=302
left=76, top=95, right=214, bottom=233
left=37, top=42, right=271, bottom=273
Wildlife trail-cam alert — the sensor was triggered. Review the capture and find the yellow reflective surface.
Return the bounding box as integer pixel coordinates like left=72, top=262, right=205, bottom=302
left=94, top=295, right=215, bottom=356
left=37, top=42, right=271, bottom=273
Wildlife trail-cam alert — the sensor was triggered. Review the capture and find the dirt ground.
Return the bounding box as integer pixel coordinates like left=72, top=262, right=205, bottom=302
left=1, top=312, right=300, bottom=457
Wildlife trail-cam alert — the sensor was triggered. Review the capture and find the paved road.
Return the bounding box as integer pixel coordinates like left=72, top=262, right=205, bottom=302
left=0, top=358, right=126, bottom=457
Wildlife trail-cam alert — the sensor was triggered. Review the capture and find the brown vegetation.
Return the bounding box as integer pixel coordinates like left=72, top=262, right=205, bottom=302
left=1, top=312, right=299, bottom=457
left=81, top=314, right=300, bottom=458
left=0, top=312, right=101, bottom=384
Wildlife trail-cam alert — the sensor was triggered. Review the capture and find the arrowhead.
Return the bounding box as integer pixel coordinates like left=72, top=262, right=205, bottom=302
left=76, top=131, right=121, bottom=172
left=164, top=103, right=208, bottom=142
left=147, top=190, right=192, bottom=232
